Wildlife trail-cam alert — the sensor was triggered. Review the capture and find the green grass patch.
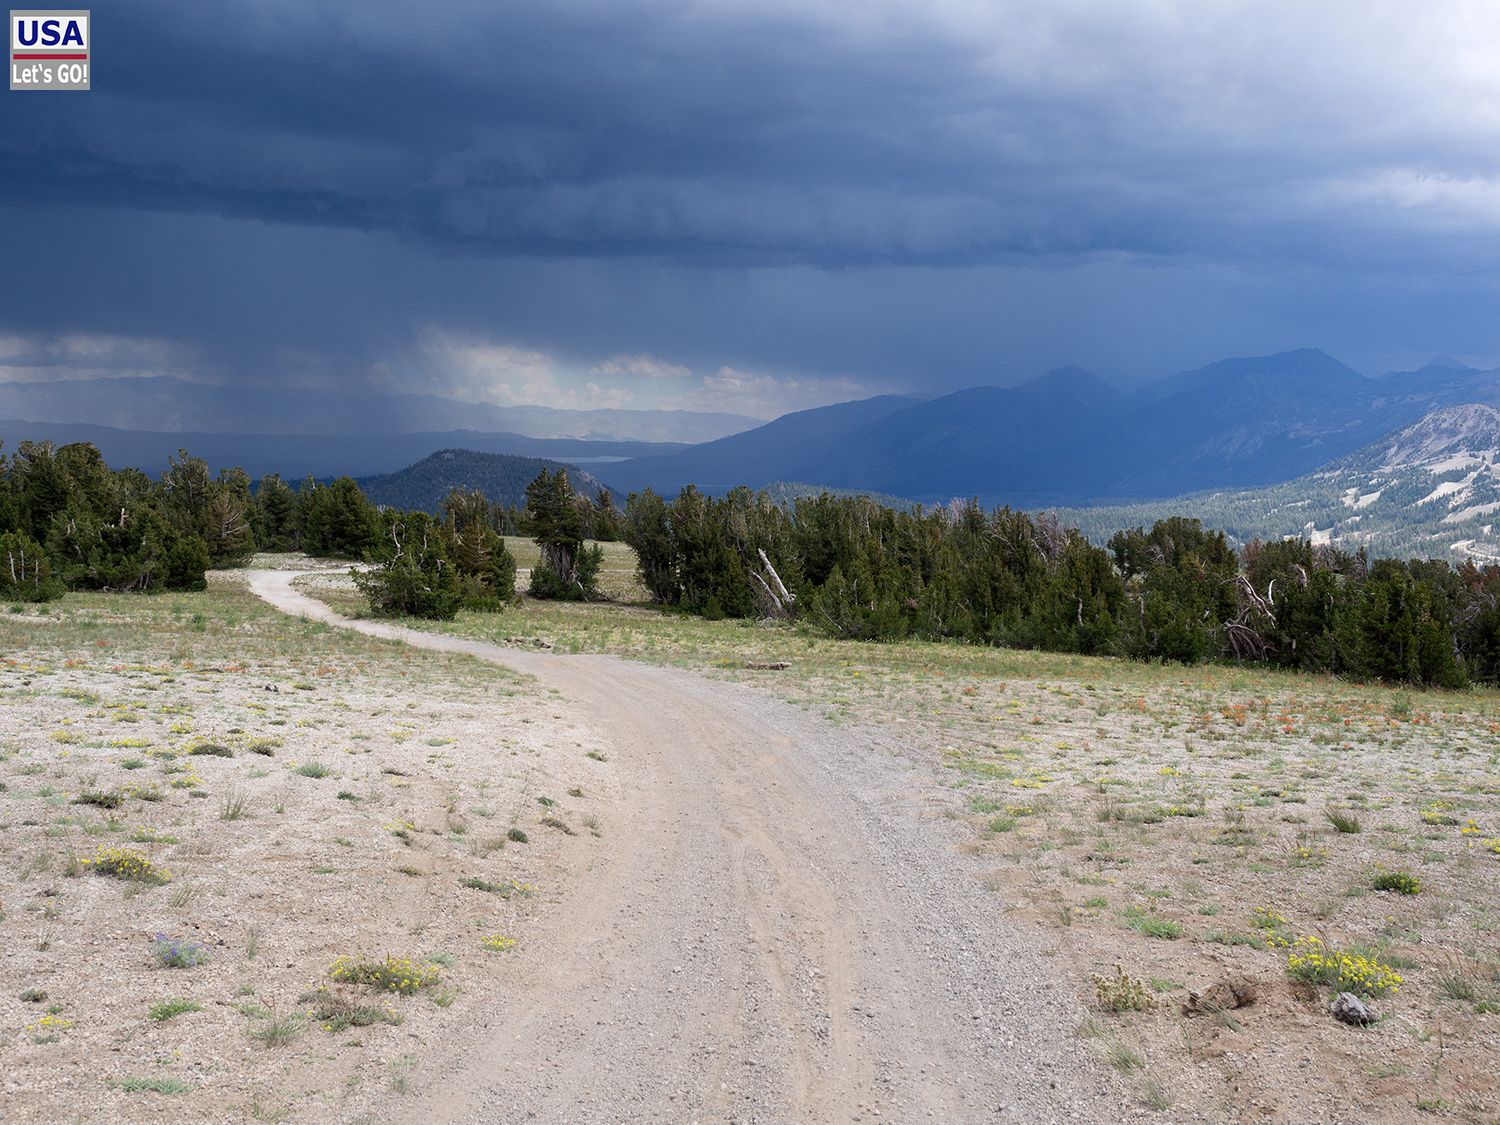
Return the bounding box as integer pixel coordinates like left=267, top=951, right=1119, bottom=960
left=148, top=998, right=202, bottom=1022
left=109, top=1076, right=193, bottom=1095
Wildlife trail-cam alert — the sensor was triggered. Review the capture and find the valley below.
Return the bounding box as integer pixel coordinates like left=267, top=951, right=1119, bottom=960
left=1061, top=404, right=1500, bottom=563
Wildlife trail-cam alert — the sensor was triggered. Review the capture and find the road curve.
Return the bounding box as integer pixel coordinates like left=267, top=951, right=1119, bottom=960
left=245, top=570, right=1126, bottom=1124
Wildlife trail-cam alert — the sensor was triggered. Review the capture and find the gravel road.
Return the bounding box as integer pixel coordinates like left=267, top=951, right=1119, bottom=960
left=246, top=571, right=1130, bottom=1124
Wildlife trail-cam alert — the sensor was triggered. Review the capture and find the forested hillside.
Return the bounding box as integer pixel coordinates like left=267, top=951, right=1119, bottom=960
left=356, top=449, right=606, bottom=513
left=1056, top=404, right=1500, bottom=563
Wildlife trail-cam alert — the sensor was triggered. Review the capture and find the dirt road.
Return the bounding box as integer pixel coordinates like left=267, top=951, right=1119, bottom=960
left=246, top=571, right=1126, bottom=1123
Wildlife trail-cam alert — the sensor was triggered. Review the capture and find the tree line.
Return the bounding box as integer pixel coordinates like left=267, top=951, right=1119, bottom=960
left=0, top=442, right=610, bottom=613
left=621, top=489, right=1500, bottom=689
left=6, top=438, right=1499, bottom=688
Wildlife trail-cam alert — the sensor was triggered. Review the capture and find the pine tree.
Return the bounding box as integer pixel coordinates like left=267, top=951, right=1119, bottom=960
left=622, top=488, right=680, bottom=604
left=441, top=487, right=516, bottom=608
left=303, top=477, right=380, bottom=560
left=254, top=474, right=299, bottom=551
left=354, top=510, right=462, bottom=619
left=525, top=469, right=599, bottom=600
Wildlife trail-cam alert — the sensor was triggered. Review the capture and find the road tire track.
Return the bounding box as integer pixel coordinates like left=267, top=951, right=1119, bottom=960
left=246, top=571, right=1128, bottom=1124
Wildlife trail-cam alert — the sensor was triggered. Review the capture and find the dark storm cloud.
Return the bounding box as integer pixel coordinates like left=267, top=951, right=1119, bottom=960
left=7, top=0, right=1498, bottom=270
left=4, top=1, right=1500, bottom=410
left=6, top=200, right=1498, bottom=391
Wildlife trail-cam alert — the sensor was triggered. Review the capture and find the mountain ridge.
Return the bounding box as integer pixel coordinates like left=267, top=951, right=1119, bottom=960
left=605, top=348, right=1500, bottom=506
left=602, top=394, right=923, bottom=496
left=17, top=348, right=1500, bottom=514
left=356, top=449, right=606, bottom=512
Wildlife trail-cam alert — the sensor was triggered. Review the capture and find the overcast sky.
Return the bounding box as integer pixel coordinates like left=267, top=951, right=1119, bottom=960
left=4, top=0, right=1500, bottom=418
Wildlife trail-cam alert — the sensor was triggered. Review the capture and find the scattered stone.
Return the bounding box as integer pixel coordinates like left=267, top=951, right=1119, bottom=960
left=1182, top=975, right=1258, bottom=1016
left=1329, top=992, right=1376, bottom=1026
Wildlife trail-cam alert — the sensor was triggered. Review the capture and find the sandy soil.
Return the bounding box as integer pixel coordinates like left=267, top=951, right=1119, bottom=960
left=0, top=576, right=607, bottom=1123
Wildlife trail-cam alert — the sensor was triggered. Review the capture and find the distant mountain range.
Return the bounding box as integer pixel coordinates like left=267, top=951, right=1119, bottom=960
left=356, top=449, right=605, bottom=513
left=0, top=418, right=682, bottom=480
left=1055, top=404, right=1500, bottom=563
left=603, top=350, right=1500, bottom=506
left=14, top=350, right=1500, bottom=544
left=0, top=375, right=756, bottom=444
left=295, top=403, right=1500, bottom=563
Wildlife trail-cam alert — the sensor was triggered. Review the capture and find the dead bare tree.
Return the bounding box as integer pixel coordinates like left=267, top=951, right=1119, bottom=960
left=1032, top=511, right=1068, bottom=564
left=751, top=548, right=797, bottom=621
left=1224, top=574, right=1277, bottom=660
